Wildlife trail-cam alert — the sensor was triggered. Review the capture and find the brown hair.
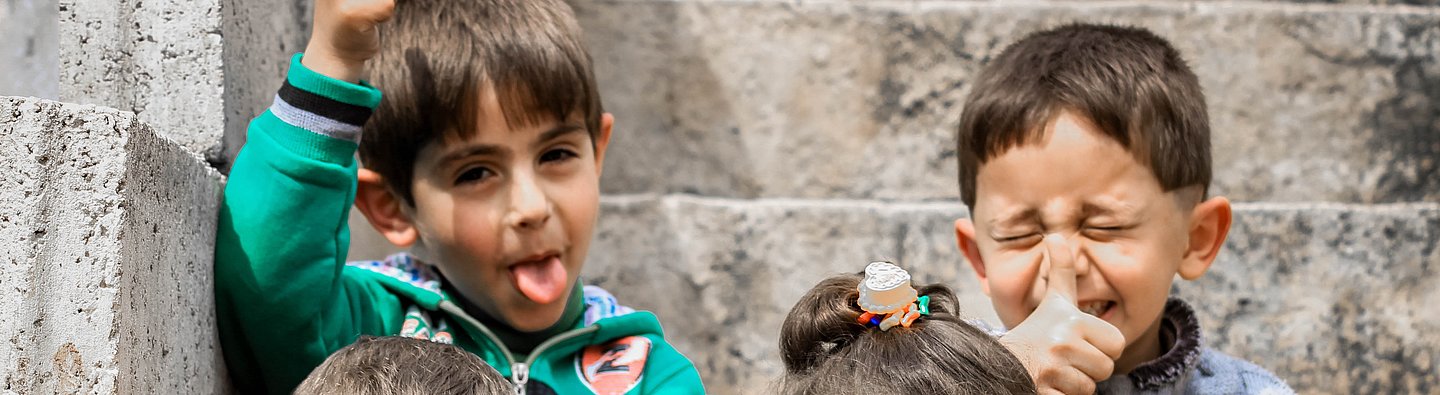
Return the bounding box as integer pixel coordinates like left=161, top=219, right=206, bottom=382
left=778, top=273, right=1036, bottom=394
left=294, top=336, right=512, bottom=395
left=361, top=0, right=603, bottom=204
left=956, top=23, right=1210, bottom=208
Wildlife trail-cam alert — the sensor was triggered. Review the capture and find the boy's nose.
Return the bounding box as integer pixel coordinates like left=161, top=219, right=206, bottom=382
left=1062, top=234, right=1092, bottom=277
left=1055, top=232, right=1093, bottom=277
left=506, top=173, right=551, bottom=230
left=1073, top=244, right=1093, bottom=277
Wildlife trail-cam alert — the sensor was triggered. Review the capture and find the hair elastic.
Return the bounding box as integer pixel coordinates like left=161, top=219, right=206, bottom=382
left=855, top=262, right=931, bottom=331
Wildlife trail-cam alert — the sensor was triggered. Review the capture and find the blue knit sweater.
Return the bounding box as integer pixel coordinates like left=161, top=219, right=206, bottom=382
left=1094, top=298, right=1295, bottom=395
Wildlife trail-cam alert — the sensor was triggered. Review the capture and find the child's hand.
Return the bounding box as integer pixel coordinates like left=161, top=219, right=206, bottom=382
left=998, top=234, right=1126, bottom=395
left=301, top=0, right=396, bottom=82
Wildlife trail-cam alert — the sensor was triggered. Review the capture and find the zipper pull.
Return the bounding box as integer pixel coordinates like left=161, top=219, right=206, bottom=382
left=512, top=362, right=530, bottom=395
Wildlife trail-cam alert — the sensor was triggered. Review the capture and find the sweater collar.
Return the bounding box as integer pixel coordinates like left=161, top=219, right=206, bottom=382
left=1121, top=297, right=1205, bottom=391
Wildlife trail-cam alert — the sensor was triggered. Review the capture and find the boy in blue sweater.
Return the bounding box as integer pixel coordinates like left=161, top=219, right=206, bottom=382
left=952, top=23, right=1294, bottom=394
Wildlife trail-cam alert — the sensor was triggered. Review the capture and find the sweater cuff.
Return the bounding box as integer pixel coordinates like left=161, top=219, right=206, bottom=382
left=287, top=53, right=383, bottom=108
left=268, top=54, right=383, bottom=144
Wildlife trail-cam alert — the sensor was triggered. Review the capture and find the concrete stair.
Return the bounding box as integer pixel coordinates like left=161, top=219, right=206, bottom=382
left=575, top=1, right=1439, bottom=203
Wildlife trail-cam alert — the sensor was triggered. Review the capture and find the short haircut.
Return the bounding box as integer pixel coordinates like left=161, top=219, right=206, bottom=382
left=956, top=23, right=1210, bottom=208
left=778, top=274, right=1036, bottom=394
left=294, top=336, right=512, bottom=395
left=362, top=0, right=603, bottom=204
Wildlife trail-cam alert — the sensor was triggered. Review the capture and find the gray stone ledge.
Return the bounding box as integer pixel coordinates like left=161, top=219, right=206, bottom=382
left=577, top=0, right=1440, bottom=203
left=59, top=0, right=226, bottom=163
left=0, top=96, right=228, bottom=393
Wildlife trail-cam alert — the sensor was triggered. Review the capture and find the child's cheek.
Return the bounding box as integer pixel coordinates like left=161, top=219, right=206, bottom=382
left=1027, top=277, right=1048, bottom=308
left=1087, top=241, right=1142, bottom=272
left=992, top=256, right=1047, bottom=321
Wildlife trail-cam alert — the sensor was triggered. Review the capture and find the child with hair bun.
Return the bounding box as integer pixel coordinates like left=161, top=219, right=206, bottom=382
left=778, top=262, right=1037, bottom=394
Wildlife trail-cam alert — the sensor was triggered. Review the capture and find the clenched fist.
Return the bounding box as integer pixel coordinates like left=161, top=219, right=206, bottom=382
left=302, top=0, right=396, bottom=82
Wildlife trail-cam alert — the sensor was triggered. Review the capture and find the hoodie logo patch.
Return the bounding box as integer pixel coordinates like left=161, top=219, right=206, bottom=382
left=397, top=306, right=453, bottom=344
left=576, top=336, right=651, bottom=394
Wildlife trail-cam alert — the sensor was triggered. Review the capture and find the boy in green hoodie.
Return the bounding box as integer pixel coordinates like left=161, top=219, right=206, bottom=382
left=214, top=0, right=705, bottom=393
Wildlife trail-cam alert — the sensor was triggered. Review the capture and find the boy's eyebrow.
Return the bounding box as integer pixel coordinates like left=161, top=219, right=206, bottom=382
left=1081, top=199, right=1140, bottom=218
left=987, top=208, right=1039, bottom=228
left=434, top=123, right=586, bottom=167
left=533, top=123, right=586, bottom=146
left=436, top=144, right=505, bottom=168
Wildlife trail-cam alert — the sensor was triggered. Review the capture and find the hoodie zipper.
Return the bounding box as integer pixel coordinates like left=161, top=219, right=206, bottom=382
left=440, top=301, right=600, bottom=395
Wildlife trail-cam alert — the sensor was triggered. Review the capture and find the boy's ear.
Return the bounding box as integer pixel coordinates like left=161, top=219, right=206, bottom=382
left=593, top=113, right=614, bottom=176
left=1178, top=196, right=1232, bottom=280
left=354, top=168, right=419, bottom=248
left=954, top=218, right=991, bottom=295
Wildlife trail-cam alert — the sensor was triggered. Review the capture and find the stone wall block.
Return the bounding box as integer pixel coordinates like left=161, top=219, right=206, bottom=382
left=219, top=0, right=312, bottom=171
left=0, top=97, right=227, bottom=393
left=59, top=0, right=225, bottom=162
left=582, top=196, right=1439, bottom=394
left=577, top=2, right=1440, bottom=203
left=1174, top=204, right=1440, bottom=393
left=0, top=0, right=59, bottom=98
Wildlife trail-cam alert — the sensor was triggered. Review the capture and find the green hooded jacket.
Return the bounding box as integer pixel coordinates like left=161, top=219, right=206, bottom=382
left=215, top=54, right=705, bottom=394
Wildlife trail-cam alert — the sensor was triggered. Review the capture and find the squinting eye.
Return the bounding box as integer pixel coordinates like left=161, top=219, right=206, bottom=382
left=455, top=167, right=493, bottom=185
left=995, top=234, right=1037, bottom=243
left=540, top=148, right=578, bottom=163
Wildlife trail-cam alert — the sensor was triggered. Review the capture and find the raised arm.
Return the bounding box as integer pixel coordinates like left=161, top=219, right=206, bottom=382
left=213, top=0, right=396, bottom=392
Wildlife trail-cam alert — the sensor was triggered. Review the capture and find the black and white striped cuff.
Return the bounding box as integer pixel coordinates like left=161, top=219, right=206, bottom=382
left=269, top=80, right=373, bottom=143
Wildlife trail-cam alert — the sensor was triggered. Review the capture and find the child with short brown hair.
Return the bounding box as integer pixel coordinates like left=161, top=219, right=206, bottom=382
left=953, top=23, right=1292, bottom=394
left=295, top=336, right=511, bottom=395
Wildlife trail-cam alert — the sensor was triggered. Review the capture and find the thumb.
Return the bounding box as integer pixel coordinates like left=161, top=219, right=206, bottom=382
left=1043, top=233, right=1078, bottom=304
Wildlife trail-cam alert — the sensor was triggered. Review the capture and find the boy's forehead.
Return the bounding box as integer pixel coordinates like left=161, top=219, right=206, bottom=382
left=463, top=85, right=583, bottom=133
left=428, top=86, right=583, bottom=138
left=979, top=197, right=1145, bottom=224
left=972, top=128, right=1163, bottom=224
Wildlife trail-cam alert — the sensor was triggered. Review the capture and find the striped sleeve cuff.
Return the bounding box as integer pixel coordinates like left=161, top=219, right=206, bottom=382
left=269, top=53, right=383, bottom=143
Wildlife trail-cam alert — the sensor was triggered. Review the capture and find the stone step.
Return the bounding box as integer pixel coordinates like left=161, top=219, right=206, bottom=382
left=570, top=195, right=1436, bottom=394
left=575, top=0, right=1440, bottom=203
left=0, top=97, right=227, bottom=393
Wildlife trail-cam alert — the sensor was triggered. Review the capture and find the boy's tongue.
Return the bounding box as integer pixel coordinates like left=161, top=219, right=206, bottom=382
left=509, top=256, right=567, bottom=304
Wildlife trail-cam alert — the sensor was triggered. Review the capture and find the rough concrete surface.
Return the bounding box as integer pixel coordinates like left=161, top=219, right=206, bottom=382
left=574, top=1, right=1440, bottom=203
left=0, top=0, right=59, bottom=99
left=219, top=0, right=312, bottom=171
left=1175, top=203, right=1440, bottom=393
left=0, top=97, right=227, bottom=393
left=59, top=0, right=227, bottom=164
left=573, top=195, right=1439, bottom=394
